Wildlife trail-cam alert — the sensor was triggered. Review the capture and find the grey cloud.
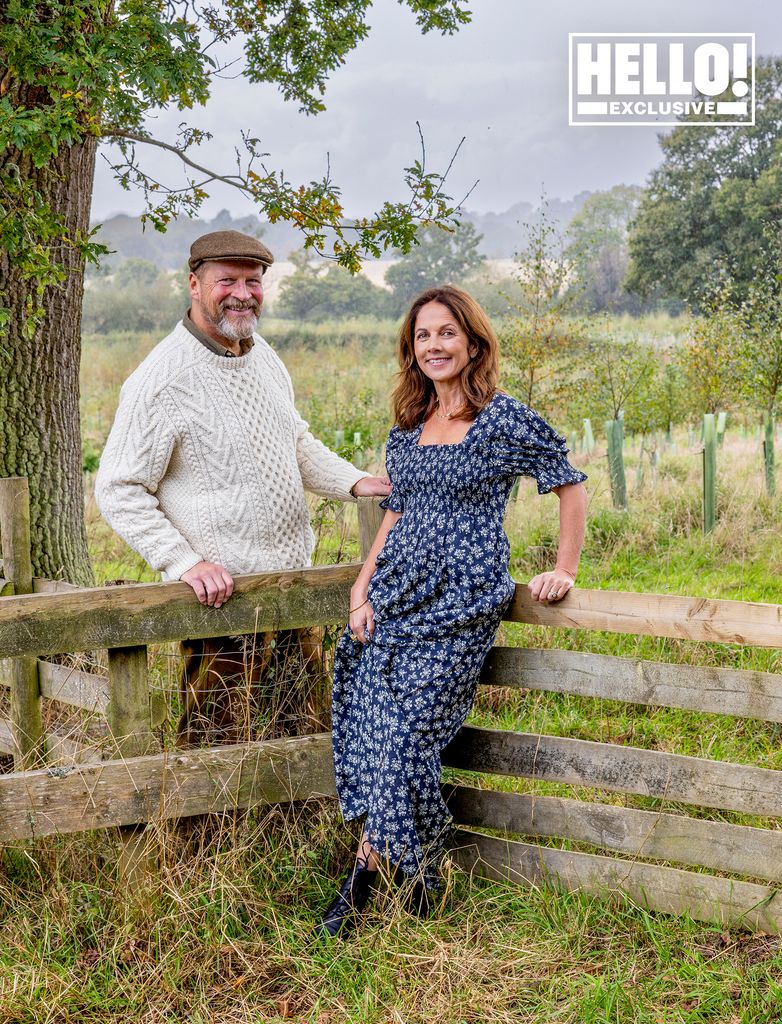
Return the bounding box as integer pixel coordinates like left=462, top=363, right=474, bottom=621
left=91, top=0, right=782, bottom=222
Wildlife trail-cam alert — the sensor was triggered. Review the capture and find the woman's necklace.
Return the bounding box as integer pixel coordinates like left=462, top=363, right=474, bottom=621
left=434, top=397, right=463, bottom=421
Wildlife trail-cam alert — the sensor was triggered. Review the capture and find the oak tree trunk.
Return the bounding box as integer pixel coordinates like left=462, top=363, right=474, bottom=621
left=0, top=134, right=96, bottom=586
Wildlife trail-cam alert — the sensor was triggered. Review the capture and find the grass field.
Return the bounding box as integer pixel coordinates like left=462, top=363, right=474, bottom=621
left=2, top=321, right=782, bottom=1023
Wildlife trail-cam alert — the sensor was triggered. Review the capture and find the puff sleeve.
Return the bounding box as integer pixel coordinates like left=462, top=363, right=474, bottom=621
left=495, top=398, right=587, bottom=495
left=378, top=426, right=406, bottom=512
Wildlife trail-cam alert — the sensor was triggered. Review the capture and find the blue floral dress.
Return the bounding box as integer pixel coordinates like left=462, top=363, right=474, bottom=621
left=331, top=392, right=587, bottom=887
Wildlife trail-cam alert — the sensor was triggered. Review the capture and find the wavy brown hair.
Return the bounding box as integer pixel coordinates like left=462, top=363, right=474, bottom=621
left=391, top=286, right=499, bottom=431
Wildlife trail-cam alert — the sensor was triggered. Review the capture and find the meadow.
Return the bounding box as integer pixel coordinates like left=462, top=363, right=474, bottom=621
left=2, top=317, right=782, bottom=1023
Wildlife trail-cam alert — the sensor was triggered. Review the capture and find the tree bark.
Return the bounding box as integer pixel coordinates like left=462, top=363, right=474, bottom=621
left=0, top=135, right=96, bottom=586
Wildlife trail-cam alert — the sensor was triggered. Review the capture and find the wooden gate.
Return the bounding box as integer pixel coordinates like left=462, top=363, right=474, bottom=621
left=2, top=478, right=782, bottom=932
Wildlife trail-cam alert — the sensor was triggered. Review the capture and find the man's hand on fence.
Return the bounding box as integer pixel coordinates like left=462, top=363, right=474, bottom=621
left=181, top=561, right=234, bottom=608
left=351, top=476, right=392, bottom=497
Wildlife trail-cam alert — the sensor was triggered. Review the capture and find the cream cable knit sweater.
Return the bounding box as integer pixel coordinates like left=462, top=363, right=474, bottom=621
left=95, top=322, right=367, bottom=580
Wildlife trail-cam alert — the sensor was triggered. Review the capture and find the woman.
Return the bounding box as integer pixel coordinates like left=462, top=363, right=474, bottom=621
left=315, top=286, right=587, bottom=938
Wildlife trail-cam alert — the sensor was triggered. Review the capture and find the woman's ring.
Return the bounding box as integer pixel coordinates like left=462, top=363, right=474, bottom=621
left=349, top=631, right=358, bottom=641
left=550, top=590, right=559, bottom=599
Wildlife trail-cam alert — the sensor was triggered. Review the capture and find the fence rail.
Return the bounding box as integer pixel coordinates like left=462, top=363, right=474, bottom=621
left=4, top=572, right=782, bottom=660
left=2, top=478, right=782, bottom=933
left=444, top=724, right=782, bottom=817
left=449, top=829, right=782, bottom=935
left=0, top=734, right=335, bottom=840
left=505, top=586, right=782, bottom=646
left=446, top=783, right=782, bottom=883
left=482, top=646, right=782, bottom=721
left=0, top=563, right=360, bottom=659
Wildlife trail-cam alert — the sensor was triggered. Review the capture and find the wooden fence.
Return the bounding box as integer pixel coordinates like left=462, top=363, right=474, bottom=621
left=2, top=476, right=782, bottom=931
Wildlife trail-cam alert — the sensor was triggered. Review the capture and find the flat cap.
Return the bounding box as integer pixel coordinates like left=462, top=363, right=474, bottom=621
left=188, top=230, right=274, bottom=272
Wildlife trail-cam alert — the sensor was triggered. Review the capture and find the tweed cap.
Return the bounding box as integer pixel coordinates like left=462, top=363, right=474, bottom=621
left=188, top=230, right=274, bottom=272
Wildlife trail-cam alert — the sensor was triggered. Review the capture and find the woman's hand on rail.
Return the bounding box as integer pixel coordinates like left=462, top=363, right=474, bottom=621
left=527, top=568, right=574, bottom=603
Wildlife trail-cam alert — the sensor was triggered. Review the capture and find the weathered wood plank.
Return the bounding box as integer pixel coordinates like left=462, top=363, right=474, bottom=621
left=443, top=725, right=782, bottom=817
left=482, top=646, right=782, bottom=723
left=106, top=644, right=157, bottom=878
left=0, top=718, right=13, bottom=753
left=107, top=647, right=156, bottom=759
left=37, top=660, right=109, bottom=712
left=29, top=661, right=166, bottom=727
left=445, top=785, right=782, bottom=883
left=4, top=576, right=782, bottom=659
left=44, top=732, right=104, bottom=764
left=9, top=657, right=44, bottom=769
left=357, top=497, right=385, bottom=560
left=0, top=718, right=101, bottom=763
left=33, top=578, right=82, bottom=594
left=0, top=477, right=33, bottom=592
left=0, top=477, right=44, bottom=767
left=448, top=829, right=782, bottom=934
left=0, top=564, right=359, bottom=659
left=0, top=734, right=336, bottom=841
left=506, top=586, right=782, bottom=647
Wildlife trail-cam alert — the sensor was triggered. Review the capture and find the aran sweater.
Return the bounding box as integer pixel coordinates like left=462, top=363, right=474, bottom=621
left=95, top=322, right=367, bottom=580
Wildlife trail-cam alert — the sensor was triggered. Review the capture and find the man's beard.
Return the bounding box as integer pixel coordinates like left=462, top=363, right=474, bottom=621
left=206, top=301, right=260, bottom=342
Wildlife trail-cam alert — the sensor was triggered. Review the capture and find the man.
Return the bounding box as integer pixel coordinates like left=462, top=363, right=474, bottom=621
left=95, top=229, right=390, bottom=744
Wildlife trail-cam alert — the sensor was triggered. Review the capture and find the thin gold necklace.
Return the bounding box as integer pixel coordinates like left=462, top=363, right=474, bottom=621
left=434, top=397, right=463, bottom=421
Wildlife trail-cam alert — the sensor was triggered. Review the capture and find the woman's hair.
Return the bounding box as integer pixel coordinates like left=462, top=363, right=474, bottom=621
left=391, top=286, right=499, bottom=431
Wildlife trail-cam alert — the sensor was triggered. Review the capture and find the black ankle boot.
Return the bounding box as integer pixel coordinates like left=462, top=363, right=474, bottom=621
left=314, top=861, right=378, bottom=939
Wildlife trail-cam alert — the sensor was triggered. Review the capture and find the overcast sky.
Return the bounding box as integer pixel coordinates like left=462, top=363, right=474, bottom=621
left=90, top=0, right=781, bottom=221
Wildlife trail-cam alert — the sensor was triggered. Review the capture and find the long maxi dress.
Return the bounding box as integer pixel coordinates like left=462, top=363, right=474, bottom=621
left=331, top=392, right=587, bottom=887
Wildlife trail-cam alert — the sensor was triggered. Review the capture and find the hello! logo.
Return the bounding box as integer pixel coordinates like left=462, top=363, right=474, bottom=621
left=569, top=33, right=755, bottom=126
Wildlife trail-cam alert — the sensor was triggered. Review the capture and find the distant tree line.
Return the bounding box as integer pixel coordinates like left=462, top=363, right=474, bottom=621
left=83, top=259, right=189, bottom=335
left=273, top=222, right=486, bottom=321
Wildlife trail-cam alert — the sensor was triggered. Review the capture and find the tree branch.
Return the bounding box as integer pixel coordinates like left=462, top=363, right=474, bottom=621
left=103, top=130, right=247, bottom=190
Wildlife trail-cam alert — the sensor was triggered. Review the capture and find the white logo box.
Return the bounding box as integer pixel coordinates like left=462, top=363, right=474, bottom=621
left=568, top=33, right=755, bottom=127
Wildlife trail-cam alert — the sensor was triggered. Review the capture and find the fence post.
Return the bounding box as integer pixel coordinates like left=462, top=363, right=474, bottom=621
left=583, top=418, right=595, bottom=455
left=107, top=644, right=157, bottom=878
left=605, top=419, right=628, bottom=510
left=763, top=413, right=776, bottom=497
left=703, top=413, right=717, bottom=533
left=107, top=646, right=156, bottom=759
left=357, top=497, right=385, bottom=560
left=0, top=477, right=45, bottom=768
